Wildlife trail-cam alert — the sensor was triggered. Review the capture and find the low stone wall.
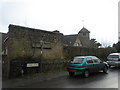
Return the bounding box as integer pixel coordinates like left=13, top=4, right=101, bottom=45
left=63, top=46, right=116, bottom=61
left=8, top=58, right=68, bottom=78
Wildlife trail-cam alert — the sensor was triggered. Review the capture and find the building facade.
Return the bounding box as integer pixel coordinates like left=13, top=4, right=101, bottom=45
left=2, top=25, right=100, bottom=61
left=3, top=24, right=64, bottom=60
left=2, top=24, right=64, bottom=77
left=2, top=24, right=101, bottom=78
left=63, top=27, right=90, bottom=47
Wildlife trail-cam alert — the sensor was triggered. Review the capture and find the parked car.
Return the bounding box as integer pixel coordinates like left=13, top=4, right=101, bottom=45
left=107, top=53, right=120, bottom=68
left=67, top=56, right=109, bottom=78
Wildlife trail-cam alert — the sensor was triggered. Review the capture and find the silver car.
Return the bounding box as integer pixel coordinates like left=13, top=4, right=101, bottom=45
left=107, top=53, right=120, bottom=68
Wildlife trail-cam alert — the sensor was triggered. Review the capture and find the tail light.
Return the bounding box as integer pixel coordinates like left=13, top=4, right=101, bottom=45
left=78, top=66, right=84, bottom=68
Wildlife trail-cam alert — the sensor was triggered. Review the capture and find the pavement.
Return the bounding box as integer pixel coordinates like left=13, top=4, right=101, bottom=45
left=2, top=71, right=68, bottom=88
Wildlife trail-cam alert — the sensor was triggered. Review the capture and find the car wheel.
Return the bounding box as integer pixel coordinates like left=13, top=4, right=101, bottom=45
left=103, top=66, right=108, bottom=73
left=84, top=70, right=89, bottom=78
left=69, top=72, right=74, bottom=77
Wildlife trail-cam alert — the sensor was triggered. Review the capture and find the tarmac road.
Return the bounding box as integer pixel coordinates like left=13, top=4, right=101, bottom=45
left=18, top=67, right=119, bottom=88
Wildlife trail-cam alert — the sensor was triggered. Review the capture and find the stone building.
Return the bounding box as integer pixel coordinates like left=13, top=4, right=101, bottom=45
left=2, top=24, right=101, bottom=77
left=2, top=24, right=64, bottom=60
left=2, top=25, right=100, bottom=61
left=2, top=24, right=64, bottom=77
left=63, top=27, right=90, bottom=47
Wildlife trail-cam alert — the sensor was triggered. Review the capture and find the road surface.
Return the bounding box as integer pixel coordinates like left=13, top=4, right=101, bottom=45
left=19, top=67, right=119, bottom=88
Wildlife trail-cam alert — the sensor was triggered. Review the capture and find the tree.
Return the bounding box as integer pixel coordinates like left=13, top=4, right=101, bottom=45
left=90, top=39, right=101, bottom=48
left=113, top=41, right=120, bottom=53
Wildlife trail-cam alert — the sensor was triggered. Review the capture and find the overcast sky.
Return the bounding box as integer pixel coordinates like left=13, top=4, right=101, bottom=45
left=0, top=0, right=119, bottom=46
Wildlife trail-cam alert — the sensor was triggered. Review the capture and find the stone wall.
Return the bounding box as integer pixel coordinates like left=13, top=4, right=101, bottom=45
left=63, top=46, right=116, bottom=61
left=7, top=24, right=64, bottom=60
left=2, top=24, right=65, bottom=78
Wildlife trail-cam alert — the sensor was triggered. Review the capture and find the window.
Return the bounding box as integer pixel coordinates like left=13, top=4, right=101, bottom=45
left=108, top=55, right=119, bottom=58
left=86, top=58, right=93, bottom=64
left=71, top=57, right=84, bottom=64
left=76, top=43, right=79, bottom=46
left=93, top=59, right=101, bottom=63
left=32, top=42, right=51, bottom=49
left=92, top=56, right=101, bottom=63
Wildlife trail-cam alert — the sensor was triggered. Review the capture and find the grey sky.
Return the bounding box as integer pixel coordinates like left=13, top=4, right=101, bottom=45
left=0, top=0, right=119, bottom=46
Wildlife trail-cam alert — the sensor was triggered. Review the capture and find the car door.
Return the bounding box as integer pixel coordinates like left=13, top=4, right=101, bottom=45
left=92, top=57, right=104, bottom=71
left=86, top=57, right=95, bottom=72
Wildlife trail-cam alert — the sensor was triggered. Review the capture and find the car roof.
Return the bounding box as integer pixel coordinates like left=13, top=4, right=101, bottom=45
left=108, top=53, right=120, bottom=57
left=74, top=56, right=96, bottom=58
left=109, top=53, right=120, bottom=55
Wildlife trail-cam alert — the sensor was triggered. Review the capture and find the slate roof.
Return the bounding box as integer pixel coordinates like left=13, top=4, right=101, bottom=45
left=63, top=34, right=77, bottom=46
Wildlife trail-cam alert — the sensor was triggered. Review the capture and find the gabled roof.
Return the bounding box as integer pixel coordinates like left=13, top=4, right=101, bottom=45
left=78, top=27, right=90, bottom=33
left=63, top=34, right=77, bottom=46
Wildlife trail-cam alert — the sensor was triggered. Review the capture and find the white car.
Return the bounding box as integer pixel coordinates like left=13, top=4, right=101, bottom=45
left=107, top=53, right=120, bottom=68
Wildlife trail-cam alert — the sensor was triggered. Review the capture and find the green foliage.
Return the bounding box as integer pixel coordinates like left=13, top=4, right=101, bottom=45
left=113, top=41, right=120, bottom=53
left=90, top=38, right=101, bottom=48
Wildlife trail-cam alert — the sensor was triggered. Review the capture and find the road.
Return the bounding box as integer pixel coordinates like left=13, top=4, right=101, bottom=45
left=19, top=67, right=119, bottom=88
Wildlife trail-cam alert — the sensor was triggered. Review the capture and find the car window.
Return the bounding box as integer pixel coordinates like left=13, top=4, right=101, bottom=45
left=71, top=57, right=84, bottom=64
left=86, top=58, right=93, bottom=64
left=92, top=57, right=100, bottom=63
left=108, top=55, right=119, bottom=58
left=93, top=59, right=101, bottom=63
left=92, top=56, right=101, bottom=63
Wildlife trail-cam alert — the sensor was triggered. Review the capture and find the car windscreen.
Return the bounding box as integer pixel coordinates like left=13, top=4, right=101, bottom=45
left=71, top=58, right=84, bottom=64
left=108, top=55, right=119, bottom=58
